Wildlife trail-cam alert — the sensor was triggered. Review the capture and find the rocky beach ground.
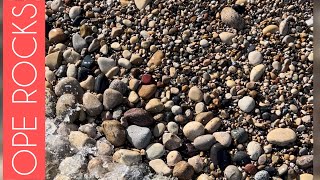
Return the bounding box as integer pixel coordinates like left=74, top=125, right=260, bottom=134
left=45, top=0, right=314, bottom=179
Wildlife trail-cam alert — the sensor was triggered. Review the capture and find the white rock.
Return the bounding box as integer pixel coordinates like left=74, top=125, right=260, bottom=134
left=238, top=96, right=255, bottom=112
left=248, top=51, right=263, bottom=65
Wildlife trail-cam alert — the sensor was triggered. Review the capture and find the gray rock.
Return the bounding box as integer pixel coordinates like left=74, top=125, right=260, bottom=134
left=162, top=133, right=182, bottom=150
left=59, top=154, right=86, bottom=177
left=97, top=57, right=116, bottom=74
left=109, top=79, right=128, bottom=95
left=83, top=92, right=103, bottom=116
left=248, top=51, right=263, bottom=65
left=51, top=0, right=62, bottom=11
left=69, top=6, right=81, bottom=19
left=103, top=89, right=123, bottom=110
left=193, top=134, right=216, bottom=151
left=238, top=96, right=255, bottom=112
left=55, top=77, right=84, bottom=101
left=56, top=94, right=79, bottom=123
left=63, top=49, right=81, bottom=64
left=72, top=34, right=87, bottom=52
left=153, top=123, right=166, bottom=137
left=126, top=125, right=152, bottom=149
left=254, top=170, right=269, bottom=180
left=146, top=143, right=165, bottom=160
left=88, top=39, right=100, bottom=52
left=296, top=155, right=313, bottom=169
left=221, top=7, right=244, bottom=30
left=224, top=165, right=242, bottom=180
left=247, top=141, right=262, bottom=160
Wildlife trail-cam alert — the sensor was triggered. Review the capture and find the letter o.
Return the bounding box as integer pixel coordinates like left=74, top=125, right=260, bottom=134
left=12, top=150, right=37, bottom=175
left=12, top=61, right=37, bottom=87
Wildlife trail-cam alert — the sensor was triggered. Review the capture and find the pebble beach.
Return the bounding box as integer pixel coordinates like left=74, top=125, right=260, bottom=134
left=45, top=0, right=314, bottom=179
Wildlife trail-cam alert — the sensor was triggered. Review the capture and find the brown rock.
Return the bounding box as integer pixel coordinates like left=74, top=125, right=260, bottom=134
left=80, top=25, right=92, bottom=38
left=138, top=84, right=157, bottom=100
left=147, top=50, right=164, bottom=68
left=124, top=108, right=154, bottom=126
left=173, top=161, right=194, bottom=180
left=49, top=28, right=66, bottom=43
left=45, top=51, right=62, bottom=70
left=101, top=120, right=126, bottom=146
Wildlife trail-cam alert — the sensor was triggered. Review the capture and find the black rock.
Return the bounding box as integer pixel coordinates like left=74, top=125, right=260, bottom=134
left=232, top=151, right=251, bottom=165
left=264, top=166, right=277, bottom=176
left=72, top=16, right=85, bottom=26
left=94, top=74, right=109, bottom=93
left=55, top=65, right=67, bottom=77
left=232, top=5, right=246, bottom=14
left=77, top=67, right=93, bottom=82
left=217, top=149, right=231, bottom=170
left=231, top=128, right=248, bottom=144
left=81, top=55, right=95, bottom=69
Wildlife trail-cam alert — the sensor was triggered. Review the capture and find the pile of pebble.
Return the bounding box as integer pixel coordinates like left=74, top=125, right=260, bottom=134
left=45, top=0, right=314, bottom=179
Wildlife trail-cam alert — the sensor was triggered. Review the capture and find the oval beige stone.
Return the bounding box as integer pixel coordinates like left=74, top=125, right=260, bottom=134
left=267, top=128, right=296, bottom=146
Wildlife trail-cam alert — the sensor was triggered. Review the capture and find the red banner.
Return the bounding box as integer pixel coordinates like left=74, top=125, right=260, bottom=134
left=3, top=0, right=45, bottom=179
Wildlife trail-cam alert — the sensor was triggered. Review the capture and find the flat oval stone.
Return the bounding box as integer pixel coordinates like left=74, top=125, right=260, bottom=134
left=193, top=134, right=216, bottom=151
left=97, top=57, right=116, bottom=74
left=267, top=128, right=296, bottom=146
left=103, top=89, right=123, bottom=110
left=72, top=33, right=87, bottom=52
left=83, top=92, right=103, bottom=116
left=94, top=74, right=109, bottom=94
left=126, top=125, right=152, bottom=149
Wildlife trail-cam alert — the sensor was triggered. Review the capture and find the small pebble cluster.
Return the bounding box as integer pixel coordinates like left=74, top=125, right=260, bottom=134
left=45, top=0, right=314, bottom=179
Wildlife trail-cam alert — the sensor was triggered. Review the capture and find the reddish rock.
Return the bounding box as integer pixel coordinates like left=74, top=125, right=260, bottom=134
left=243, top=164, right=257, bottom=175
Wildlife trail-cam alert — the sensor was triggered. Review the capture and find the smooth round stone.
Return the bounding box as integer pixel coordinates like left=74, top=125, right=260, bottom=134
left=153, top=123, right=166, bottom=137
left=55, top=77, right=84, bottom=101
left=254, top=170, right=269, bottom=180
left=101, top=120, right=126, bottom=146
left=243, top=164, right=257, bottom=175
left=128, top=91, right=139, bottom=103
left=183, top=121, right=205, bottom=141
left=111, top=42, right=121, bottom=50
left=145, top=98, right=164, bottom=113
left=63, top=49, right=81, bottom=64
left=238, top=96, right=255, bottom=112
left=149, top=159, right=172, bottom=176
left=277, top=164, right=288, bottom=176
left=46, top=51, right=62, bottom=70
left=221, top=7, right=244, bottom=30
left=267, top=128, right=296, bottom=146
left=167, top=151, right=182, bottom=166
left=171, top=105, right=182, bottom=115
left=167, top=122, right=179, bottom=134
left=124, top=108, right=154, bottom=126
left=81, top=55, right=95, bottom=69
left=109, top=80, right=128, bottom=95
left=49, top=28, right=66, bottom=43
left=141, top=74, right=153, bottom=85
left=97, top=57, right=116, bottom=74
left=118, top=58, right=132, bottom=69
left=126, top=125, right=151, bottom=149
left=83, top=92, right=103, bottom=116
left=72, top=33, right=87, bottom=52
left=308, top=52, right=313, bottom=61
left=262, top=25, right=279, bottom=35
left=200, top=39, right=209, bottom=47
left=94, top=74, right=108, bottom=94
left=195, top=112, right=214, bottom=124
left=224, top=165, right=242, bottom=180
left=146, top=143, right=165, bottom=160
left=250, top=64, right=266, bottom=82
left=69, top=6, right=81, bottom=19
left=248, top=51, right=263, bottom=65
left=205, top=117, right=222, bottom=133
left=162, top=133, right=182, bottom=150
left=195, top=102, right=205, bottom=113
left=219, top=32, right=236, bottom=45
left=130, top=54, right=143, bottom=65
left=138, top=84, right=157, bottom=100
left=188, top=155, right=203, bottom=173
left=213, top=132, right=232, bottom=147
left=231, top=128, right=248, bottom=143
left=103, top=89, right=123, bottom=110
left=173, top=161, right=194, bottom=180
left=188, top=86, right=204, bottom=102
left=193, top=134, right=215, bottom=151
left=51, top=0, right=62, bottom=11
left=247, top=141, right=262, bottom=160
left=232, top=151, right=251, bottom=165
